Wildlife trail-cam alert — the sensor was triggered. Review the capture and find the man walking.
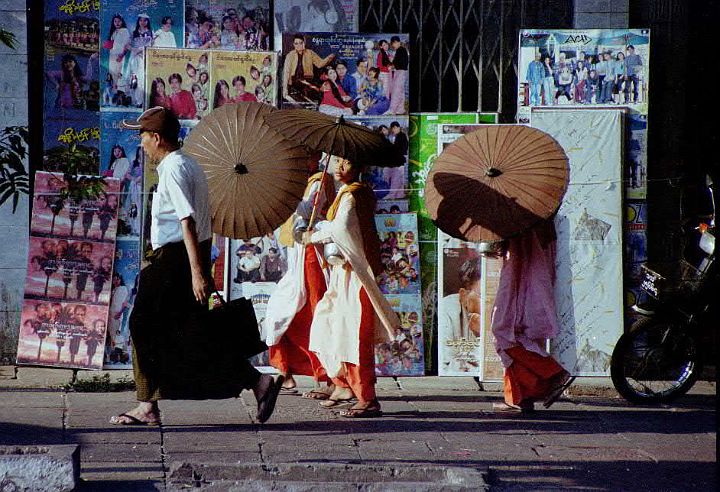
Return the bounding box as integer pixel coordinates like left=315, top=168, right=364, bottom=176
left=110, top=107, right=283, bottom=426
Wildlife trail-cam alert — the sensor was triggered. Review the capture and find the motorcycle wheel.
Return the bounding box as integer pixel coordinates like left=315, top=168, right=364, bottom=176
left=611, top=317, right=701, bottom=404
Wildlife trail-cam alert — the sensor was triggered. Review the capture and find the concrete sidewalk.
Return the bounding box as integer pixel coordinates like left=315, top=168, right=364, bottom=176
left=0, top=368, right=716, bottom=491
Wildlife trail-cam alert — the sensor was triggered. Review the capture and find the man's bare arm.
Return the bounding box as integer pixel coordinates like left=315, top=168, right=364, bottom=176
left=181, top=217, right=209, bottom=304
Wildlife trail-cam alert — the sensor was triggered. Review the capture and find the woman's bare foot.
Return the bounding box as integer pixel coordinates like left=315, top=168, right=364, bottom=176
left=110, top=401, right=160, bottom=425
left=281, top=374, right=297, bottom=390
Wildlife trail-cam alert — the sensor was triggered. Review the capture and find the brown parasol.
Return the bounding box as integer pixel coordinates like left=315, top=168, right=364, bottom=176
left=263, top=109, right=405, bottom=227
left=424, top=125, right=569, bottom=242
left=183, top=102, right=312, bottom=239
left=264, top=109, right=405, bottom=168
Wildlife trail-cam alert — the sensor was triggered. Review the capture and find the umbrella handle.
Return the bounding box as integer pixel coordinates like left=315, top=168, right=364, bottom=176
left=307, top=154, right=332, bottom=230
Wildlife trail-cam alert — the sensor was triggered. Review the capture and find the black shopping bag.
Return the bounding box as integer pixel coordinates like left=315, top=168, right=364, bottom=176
left=207, top=295, right=268, bottom=359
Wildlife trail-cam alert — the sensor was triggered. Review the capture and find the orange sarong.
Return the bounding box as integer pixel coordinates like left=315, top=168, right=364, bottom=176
left=331, top=287, right=377, bottom=402
left=269, top=245, right=328, bottom=382
left=503, top=346, right=566, bottom=406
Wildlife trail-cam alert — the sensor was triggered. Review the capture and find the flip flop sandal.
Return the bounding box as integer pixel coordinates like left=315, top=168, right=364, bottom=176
left=256, top=375, right=284, bottom=424
left=301, top=389, right=332, bottom=400
left=279, top=387, right=299, bottom=395
left=109, top=413, right=160, bottom=426
left=340, top=407, right=383, bottom=418
left=319, top=398, right=355, bottom=408
left=543, top=375, right=576, bottom=409
left=492, top=402, right=535, bottom=414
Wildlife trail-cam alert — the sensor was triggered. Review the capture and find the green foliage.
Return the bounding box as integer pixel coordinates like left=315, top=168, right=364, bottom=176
left=63, top=373, right=136, bottom=392
left=0, top=28, right=17, bottom=50
left=0, top=126, right=30, bottom=212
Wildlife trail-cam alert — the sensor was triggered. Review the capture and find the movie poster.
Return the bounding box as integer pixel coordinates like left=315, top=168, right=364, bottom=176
left=349, top=116, right=409, bottom=200
left=104, top=237, right=140, bottom=368
left=375, top=213, right=420, bottom=296
left=43, top=118, right=101, bottom=175
left=100, top=0, right=184, bottom=110
left=100, top=112, right=143, bottom=237
left=374, top=294, right=424, bottom=376
left=273, top=0, right=358, bottom=51
left=144, top=48, right=212, bottom=120
left=185, top=1, right=271, bottom=51
left=437, top=231, right=504, bottom=379
left=228, top=234, right=286, bottom=301
left=24, top=237, right=115, bottom=304
left=210, top=234, right=229, bottom=307
left=44, top=0, right=101, bottom=120
left=208, top=50, right=278, bottom=108
left=280, top=32, right=410, bottom=116
left=31, top=171, right=121, bottom=243
left=376, top=199, right=408, bottom=214
left=626, top=111, right=648, bottom=199
left=236, top=281, right=276, bottom=370
left=517, top=29, right=651, bottom=123
left=406, top=113, right=485, bottom=373
left=625, top=201, right=647, bottom=282
left=18, top=172, right=121, bottom=370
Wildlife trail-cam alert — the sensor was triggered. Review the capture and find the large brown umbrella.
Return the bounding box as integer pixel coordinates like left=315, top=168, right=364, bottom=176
left=263, top=109, right=405, bottom=168
left=183, top=102, right=312, bottom=239
left=424, top=125, right=569, bottom=242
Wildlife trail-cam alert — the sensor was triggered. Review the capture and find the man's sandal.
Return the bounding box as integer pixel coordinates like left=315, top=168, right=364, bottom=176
left=301, top=389, right=332, bottom=400
left=543, top=375, right=576, bottom=409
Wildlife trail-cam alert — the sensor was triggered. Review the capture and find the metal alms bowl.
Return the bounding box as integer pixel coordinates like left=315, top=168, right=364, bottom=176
left=323, top=242, right=346, bottom=266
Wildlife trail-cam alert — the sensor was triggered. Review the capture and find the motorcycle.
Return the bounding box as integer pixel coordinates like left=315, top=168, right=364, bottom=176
left=610, top=175, right=717, bottom=404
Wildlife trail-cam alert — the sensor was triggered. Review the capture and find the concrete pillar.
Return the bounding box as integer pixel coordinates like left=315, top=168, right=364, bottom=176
left=0, top=0, right=29, bottom=363
left=574, top=0, right=630, bottom=28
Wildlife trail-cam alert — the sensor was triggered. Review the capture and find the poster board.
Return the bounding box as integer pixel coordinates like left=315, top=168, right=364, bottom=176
left=273, top=0, right=358, bottom=51
left=531, top=108, right=625, bottom=376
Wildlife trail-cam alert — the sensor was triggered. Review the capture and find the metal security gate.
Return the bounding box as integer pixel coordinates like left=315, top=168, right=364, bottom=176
left=359, top=0, right=573, bottom=120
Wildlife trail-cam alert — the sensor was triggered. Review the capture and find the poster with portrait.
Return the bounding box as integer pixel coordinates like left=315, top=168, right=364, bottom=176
left=44, top=0, right=101, bottom=120
left=104, top=237, right=140, bottom=369
left=100, top=112, right=143, bottom=238
left=208, top=50, right=278, bottom=108
left=376, top=199, right=408, bottom=214
left=437, top=231, right=504, bottom=379
left=228, top=233, right=286, bottom=302
left=237, top=281, right=276, bottom=371
left=43, top=118, right=100, bottom=175
left=626, top=111, right=648, bottom=199
left=100, top=0, right=184, bottom=111
left=144, top=48, right=212, bottom=121
left=374, top=294, right=424, bottom=376
left=18, top=172, right=120, bottom=370
left=31, top=171, right=121, bottom=243
left=280, top=32, right=410, bottom=116
left=273, top=0, right=358, bottom=52
left=406, top=113, right=484, bottom=372
left=16, top=299, right=109, bottom=369
left=185, top=1, right=271, bottom=51
left=517, top=29, right=651, bottom=123
left=375, top=213, right=420, bottom=296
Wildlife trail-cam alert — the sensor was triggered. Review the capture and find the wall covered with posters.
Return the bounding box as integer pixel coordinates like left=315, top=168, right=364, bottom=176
left=531, top=108, right=625, bottom=377
left=0, top=1, right=30, bottom=362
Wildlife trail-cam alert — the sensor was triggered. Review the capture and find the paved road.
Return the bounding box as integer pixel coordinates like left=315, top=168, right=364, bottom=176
left=0, top=374, right=715, bottom=490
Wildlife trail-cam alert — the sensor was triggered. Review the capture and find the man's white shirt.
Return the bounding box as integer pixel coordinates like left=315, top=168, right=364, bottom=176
left=151, top=150, right=211, bottom=250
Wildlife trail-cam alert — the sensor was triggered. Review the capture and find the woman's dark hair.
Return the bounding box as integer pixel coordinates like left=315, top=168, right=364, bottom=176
left=108, top=14, right=126, bottom=41
left=378, top=39, right=391, bottom=67
left=324, top=68, right=344, bottom=104
left=213, top=79, right=230, bottom=108
left=60, top=54, right=83, bottom=82
left=108, top=144, right=126, bottom=169
left=133, top=16, right=153, bottom=38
